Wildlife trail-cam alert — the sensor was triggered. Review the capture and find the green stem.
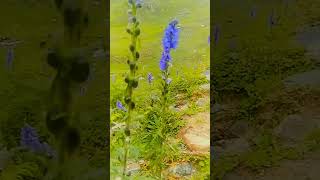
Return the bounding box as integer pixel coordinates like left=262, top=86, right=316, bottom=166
left=123, top=2, right=138, bottom=178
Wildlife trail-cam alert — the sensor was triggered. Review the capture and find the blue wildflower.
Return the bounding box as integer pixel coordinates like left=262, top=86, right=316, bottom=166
left=166, top=78, right=172, bottom=84
left=20, top=124, right=55, bottom=157
left=116, top=100, right=127, bottom=111
left=147, top=73, right=153, bottom=84
left=208, top=35, right=210, bottom=44
left=136, top=0, right=143, bottom=7
left=159, top=51, right=171, bottom=71
left=162, top=20, right=179, bottom=51
left=159, top=20, right=179, bottom=71
left=42, top=142, right=56, bottom=157
left=20, top=124, right=44, bottom=153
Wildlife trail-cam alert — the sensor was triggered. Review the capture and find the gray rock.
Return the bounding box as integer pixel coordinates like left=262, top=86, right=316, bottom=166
left=284, top=70, right=320, bottom=88
left=168, top=162, right=195, bottom=177
left=196, top=98, right=208, bottom=107
left=224, top=138, right=250, bottom=154
left=203, top=70, right=210, bottom=81
left=214, top=138, right=250, bottom=158
left=274, top=114, right=320, bottom=144
left=199, top=83, right=210, bottom=92
left=230, top=120, right=250, bottom=137
left=171, top=103, right=189, bottom=112
left=169, top=105, right=180, bottom=112
left=212, top=145, right=224, bottom=161
left=126, top=162, right=140, bottom=176
left=211, top=103, right=223, bottom=113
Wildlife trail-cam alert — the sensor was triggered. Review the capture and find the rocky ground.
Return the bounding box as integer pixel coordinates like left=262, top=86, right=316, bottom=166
left=213, top=24, right=320, bottom=180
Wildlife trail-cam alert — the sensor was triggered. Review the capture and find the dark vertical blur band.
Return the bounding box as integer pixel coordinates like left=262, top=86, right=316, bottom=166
left=106, top=0, right=110, bottom=179
left=210, top=0, right=214, bottom=178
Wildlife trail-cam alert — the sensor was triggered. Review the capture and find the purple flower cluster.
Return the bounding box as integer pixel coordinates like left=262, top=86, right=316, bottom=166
left=147, top=72, right=153, bottom=84
left=116, top=100, right=127, bottom=111
left=20, top=124, right=55, bottom=157
left=128, top=0, right=142, bottom=7
left=159, top=20, right=179, bottom=71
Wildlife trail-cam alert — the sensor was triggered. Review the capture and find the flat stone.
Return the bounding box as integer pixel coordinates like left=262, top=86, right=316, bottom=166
left=223, top=138, right=250, bottom=155
left=110, top=122, right=126, bottom=135
left=230, top=120, right=250, bottom=137
left=211, top=103, right=223, bottom=113
left=284, top=70, right=320, bottom=88
left=180, top=112, right=210, bottom=154
left=126, top=162, right=140, bottom=176
left=212, top=145, right=224, bottom=161
left=213, top=138, right=250, bottom=158
left=274, top=114, right=320, bottom=144
left=196, top=97, right=208, bottom=107
left=167, top=162, right=195, bottom=177
left=199, top=83, right=210, bottom=92
left=224, top=150, right=320, bottom=180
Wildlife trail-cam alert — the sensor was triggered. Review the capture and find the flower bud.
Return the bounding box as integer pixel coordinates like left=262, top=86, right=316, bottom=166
left=135, top=28, right=140, bottom=36
left=130, top=102, right=135, bottom=109
left=125, top=76, right=130, bottom=83
left=129, top=45, right=135, bottom=52
left=132, top=79, right=138, bottom=88
left=124, top=96, right=131, bottom=104
left=125, top=128, right=130, bottom=136
left=129, top=62, right=136, bottom=70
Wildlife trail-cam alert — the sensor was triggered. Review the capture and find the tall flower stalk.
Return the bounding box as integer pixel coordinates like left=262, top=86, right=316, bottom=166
left=122, top=0, right=142, bottom=177
left=157, top=19, right=179, bottom=178
left=159, top=20, right=179, bottom=110
left=45, top=0, right=90, bottom=177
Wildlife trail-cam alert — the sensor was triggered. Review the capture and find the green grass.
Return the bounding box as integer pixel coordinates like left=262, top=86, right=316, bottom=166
left=110, top=0, right=210, bottom=179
